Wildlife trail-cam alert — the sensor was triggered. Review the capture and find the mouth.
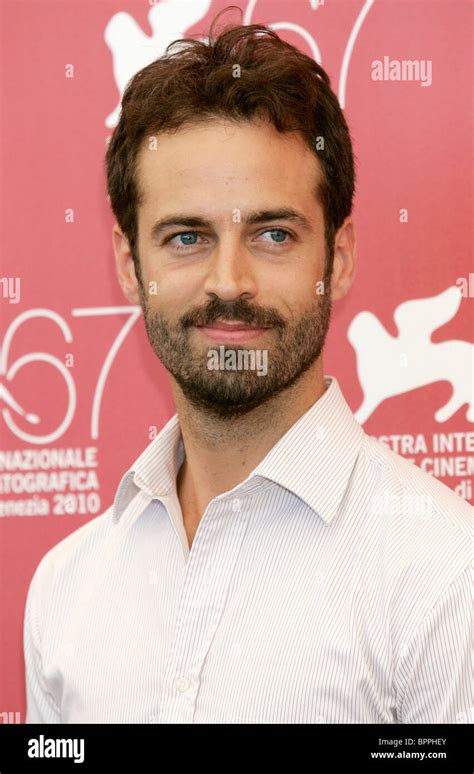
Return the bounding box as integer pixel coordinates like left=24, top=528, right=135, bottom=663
left=194, top=320, right=272, bottom=343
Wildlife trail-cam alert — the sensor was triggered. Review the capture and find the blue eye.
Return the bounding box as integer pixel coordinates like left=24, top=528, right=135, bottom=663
left=166, top=231, right=204, bottom=252
left=259, top=229, right=291, bottom=244
left=170, top=232, right=201, bottom=248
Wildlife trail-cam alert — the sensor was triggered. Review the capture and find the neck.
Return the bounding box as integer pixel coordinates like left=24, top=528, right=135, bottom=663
left=173, top=359, right=327, bottom=528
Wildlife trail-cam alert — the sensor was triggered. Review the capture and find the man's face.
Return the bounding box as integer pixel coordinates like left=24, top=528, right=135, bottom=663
left=121, top=119, right=337, bottom=417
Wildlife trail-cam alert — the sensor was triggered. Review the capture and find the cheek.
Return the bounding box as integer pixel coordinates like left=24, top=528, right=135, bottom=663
left=264, top=270, right=319, bottom=317
left=141, top=264, right=203, bottom=321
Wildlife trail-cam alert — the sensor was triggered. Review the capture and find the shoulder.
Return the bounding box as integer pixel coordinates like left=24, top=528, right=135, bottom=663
left=355, top=433, right=472, bottom=637
left=361, top=433, right=471, bottom=529
left=26, top=506, right=115, bottom=611
left=359, top=433, right=472, bottom=559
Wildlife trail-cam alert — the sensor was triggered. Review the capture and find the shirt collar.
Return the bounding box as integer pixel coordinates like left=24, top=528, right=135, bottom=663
left=252, top=375, right=365, bottom=523
left=112, top=375, right=364, bottom=526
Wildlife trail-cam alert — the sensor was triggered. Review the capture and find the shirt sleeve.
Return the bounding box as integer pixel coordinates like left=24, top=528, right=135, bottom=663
left=395, top=564, right=473, bottom=724
left=23, top=566, right=61, bottom=723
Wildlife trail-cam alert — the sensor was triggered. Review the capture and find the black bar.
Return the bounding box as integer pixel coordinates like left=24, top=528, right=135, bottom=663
left=0, top=723, right=471, bottom=772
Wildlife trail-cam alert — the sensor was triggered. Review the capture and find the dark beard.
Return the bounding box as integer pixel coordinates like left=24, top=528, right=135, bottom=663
left=139, top=283, right=332, bottom=420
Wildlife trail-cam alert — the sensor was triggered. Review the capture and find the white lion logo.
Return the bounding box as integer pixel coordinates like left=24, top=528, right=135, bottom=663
left=104, top=0, right=212, bottom=128
left=348, top=286, right=474, bottom=424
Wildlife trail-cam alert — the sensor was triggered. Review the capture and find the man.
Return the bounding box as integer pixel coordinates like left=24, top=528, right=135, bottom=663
left=24, top=17, right=471, bottom=724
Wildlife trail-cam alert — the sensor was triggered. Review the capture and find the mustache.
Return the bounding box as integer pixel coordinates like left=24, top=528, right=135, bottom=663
left=180, top=298, right=286, bottom=329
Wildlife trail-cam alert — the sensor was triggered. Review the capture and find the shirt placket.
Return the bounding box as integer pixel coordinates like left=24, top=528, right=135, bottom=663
left=153, top=495, right=249, bottom=724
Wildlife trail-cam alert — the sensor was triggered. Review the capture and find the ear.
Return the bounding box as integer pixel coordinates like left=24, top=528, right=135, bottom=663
left=330, top=217, right=356, bottom=301
left=112, top=224, right=141, bottom=304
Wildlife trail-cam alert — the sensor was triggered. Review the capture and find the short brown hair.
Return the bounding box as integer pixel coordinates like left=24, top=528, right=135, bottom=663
left=105, top=7, right=356, bottom=277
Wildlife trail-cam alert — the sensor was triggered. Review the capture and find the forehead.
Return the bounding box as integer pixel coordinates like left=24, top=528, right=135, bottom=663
left=136, top=118, right=323, bottom=214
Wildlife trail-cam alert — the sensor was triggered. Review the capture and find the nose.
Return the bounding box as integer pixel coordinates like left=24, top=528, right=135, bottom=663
left=203, top=236, right=258, bottom=302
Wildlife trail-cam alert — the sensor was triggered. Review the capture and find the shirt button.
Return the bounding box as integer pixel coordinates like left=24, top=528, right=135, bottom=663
left=232, top=498, right=242, bottom=512
left=174, top=676, right=191, bottom=693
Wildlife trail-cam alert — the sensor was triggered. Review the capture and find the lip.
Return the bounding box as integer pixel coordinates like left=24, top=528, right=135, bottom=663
left=194, top=322, right=271, bottom=343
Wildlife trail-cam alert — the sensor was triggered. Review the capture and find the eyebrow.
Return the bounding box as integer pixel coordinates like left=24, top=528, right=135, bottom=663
left=150, top=208, right=313, bottom=241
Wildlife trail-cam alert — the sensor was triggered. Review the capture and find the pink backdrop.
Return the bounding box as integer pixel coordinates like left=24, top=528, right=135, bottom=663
left=1, top=0, right=472, bottom=722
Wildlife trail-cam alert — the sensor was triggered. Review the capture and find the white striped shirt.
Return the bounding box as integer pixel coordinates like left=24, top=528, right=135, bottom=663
left=24, top=375, right=472, bottom=724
